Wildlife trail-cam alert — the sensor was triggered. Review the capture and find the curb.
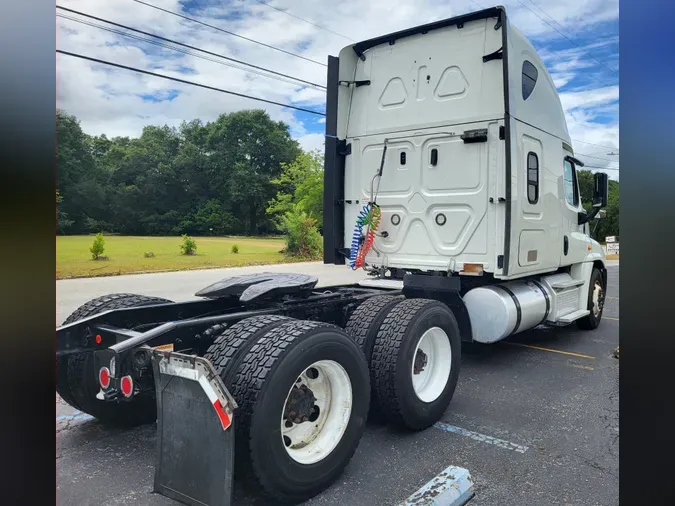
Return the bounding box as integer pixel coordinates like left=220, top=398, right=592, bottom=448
left=398, top=466, right=474, bottom=506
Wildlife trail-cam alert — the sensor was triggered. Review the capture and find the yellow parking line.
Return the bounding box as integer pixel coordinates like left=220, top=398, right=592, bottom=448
left=503, top=342, right=596, bottom=359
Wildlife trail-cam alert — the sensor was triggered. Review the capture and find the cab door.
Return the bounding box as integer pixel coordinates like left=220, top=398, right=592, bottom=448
left=559, top=156, right=589, bottom=266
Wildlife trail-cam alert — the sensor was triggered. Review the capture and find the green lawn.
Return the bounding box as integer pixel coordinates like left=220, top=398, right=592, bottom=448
left=56, top=235, right=299, bottom=279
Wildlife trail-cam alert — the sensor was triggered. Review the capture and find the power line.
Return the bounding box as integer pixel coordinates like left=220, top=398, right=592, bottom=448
left=579, top=165, right=619, bottom=172
left=130, top=0, right=326, bottom=67
left=575, top=151, right=620, bottom=164
left=512, top=0, right=618, bottom=74
left=251, top=0, right=355, bottom=42
left=58, top=13, right=305, bottom=88
left=56, top=17, right=321, bottom=91
left=572, top=138, right=619, bottom=152
left=56, top=49, right=326, bottom=116
left=57, top=6, right=325, bottom=90
left=527, top=0, right=618, bottom=42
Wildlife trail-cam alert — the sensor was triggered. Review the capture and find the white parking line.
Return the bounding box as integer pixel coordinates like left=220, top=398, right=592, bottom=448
left=57, top=411, right=95, bottom=422
left=399, top=465, right=474, bottom=506
left=434, top=422, right=529, bottom=454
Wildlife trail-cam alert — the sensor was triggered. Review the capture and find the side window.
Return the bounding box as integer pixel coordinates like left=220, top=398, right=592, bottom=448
left=522, top=60, right=538, bottom=100
left=527, top=152, right=539, bottom=204
left=563, top=159, right=579, bottom=207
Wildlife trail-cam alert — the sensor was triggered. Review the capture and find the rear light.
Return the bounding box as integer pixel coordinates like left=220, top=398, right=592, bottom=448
left=120, top=375, right=133, bottom=397
left=99, top=367, right=110, bottom=389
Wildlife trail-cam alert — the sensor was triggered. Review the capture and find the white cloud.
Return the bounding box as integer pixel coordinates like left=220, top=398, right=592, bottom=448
left=297, top=133, right=326, bottom=153
left=560, top=85, right=619, bottom=112
left=56, top=0, right=618, bottom=180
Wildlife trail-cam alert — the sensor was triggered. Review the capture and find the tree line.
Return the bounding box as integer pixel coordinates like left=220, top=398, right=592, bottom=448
left=56, top=109, right=316, bottom=237
left=56, top=109, right=618, bottom=242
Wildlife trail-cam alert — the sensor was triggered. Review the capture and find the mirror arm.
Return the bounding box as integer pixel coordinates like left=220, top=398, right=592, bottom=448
left=591, top=218, right=601, bottom=240
left=578, top=206, right=601, bottom=225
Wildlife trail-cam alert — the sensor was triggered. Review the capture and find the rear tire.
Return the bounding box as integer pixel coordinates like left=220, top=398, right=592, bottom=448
left=203, top=315, right=290, bottom=387
left=231, top=319, right=370, bottom=503
left=344, top=295, right=402, bottom=421
left=58, top=293, right=173, bottom=427
left=370, top=298, right=461, bottom=430
left=345, top=295, right=404, bottom=363
left=577, top=268, right=605, bottom=330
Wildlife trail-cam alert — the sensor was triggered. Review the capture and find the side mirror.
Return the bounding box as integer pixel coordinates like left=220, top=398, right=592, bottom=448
left=594, top=209, right=607, bottom=219
left=579, top=173, right=609, bottom=225
left=593, top=172, right=609, bottom=208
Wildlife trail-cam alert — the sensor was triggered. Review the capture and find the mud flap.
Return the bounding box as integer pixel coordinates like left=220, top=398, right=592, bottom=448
left=151, top=351, right=238, bottom=506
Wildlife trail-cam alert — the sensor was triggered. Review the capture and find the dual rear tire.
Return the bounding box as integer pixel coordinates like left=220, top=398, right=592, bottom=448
left=58, top=293, right=461, bottom=504
left=345, top=296, right=461, bottom=430
left=204, top=316, right=370, bottom=504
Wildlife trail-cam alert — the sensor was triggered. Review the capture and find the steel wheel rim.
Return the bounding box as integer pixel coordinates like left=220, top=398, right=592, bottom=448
left=410, top=327, right=452, bottom=403
left=281, top=360, right=352, bottom=464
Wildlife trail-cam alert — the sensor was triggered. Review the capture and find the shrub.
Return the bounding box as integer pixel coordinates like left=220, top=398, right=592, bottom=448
left=143, top=252, right=155, bottom=258
left=180, top=234, right=197, bottom=255
left=89, top=232, right=106, bottom=260
left=231, top=244, right=239, bottom=254
left=280, top=207, right=322, bottom=259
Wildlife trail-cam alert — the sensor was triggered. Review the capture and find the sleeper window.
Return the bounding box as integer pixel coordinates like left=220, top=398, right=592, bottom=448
left=527, top=152, right=538, bottom=204
left=522, top=60, right=538, bottom=100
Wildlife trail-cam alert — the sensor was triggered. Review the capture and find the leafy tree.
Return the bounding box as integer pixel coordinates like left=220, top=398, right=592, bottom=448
left=267, top=150, right=324, bottom=229
left=56, top=190, right=73, bottom=234
left=280, top=204, right=323, bottom=259
left=207, top=110, right=300, bottom=235
left=89, top=232, right=106, bottom=260
left=180, top=234, right=197, bottom=255
left=56, top=110, right=108, bottom=233
left=56, top=109, right=303, bottom=237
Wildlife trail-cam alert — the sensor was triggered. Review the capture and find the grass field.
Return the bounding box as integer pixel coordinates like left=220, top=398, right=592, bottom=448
left=56, top=235, right=300, bottom=279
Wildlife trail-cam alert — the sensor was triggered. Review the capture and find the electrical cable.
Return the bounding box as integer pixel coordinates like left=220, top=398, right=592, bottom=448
left=251, top=0, right=355, bottom=42
left=512, top=0, right=618, bottom=74
left=57, top=15, right=320, bottom=91
left=56, top=6, right=325, bottom=90
left=130, top=0, right=326, bottom=66
left=56, top=49, right=326, bottom=116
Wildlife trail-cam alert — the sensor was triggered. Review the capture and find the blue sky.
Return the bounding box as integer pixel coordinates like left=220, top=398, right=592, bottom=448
left=56, top=0, right=619, bottom=176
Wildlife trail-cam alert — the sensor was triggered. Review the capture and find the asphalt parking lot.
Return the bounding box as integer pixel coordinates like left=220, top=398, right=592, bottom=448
left=57, top=264, right=619, bottom=506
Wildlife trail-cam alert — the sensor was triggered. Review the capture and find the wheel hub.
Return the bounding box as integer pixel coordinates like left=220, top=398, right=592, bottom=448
left=410, top=327, right=452, bottom=403
left=413, top=348, right=428, bottom=375
left=283, top=384, right=317, bottom=425
left=592, top=281, right=605, bottom=317
left=280, top=360, right=353, bottom=465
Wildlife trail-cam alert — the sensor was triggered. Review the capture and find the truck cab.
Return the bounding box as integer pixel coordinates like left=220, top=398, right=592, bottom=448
left=324, top=5, right=609, bottom=340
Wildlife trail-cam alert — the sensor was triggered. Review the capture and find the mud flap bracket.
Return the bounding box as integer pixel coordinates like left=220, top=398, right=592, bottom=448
left=152, top=351, right=237, bottom=506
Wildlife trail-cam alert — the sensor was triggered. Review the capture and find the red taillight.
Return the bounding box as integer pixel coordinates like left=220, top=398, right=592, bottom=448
left=95, top=334, right=102, bottom=344
left=99, top=367, right=110, bottom=389
left=120, top=376, right=133, bottom=397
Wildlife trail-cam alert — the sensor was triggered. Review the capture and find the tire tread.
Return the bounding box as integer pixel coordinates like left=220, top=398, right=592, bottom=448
left=370, top=298, right=452, bottom=428
left=230, top=319, right=364, bottom=502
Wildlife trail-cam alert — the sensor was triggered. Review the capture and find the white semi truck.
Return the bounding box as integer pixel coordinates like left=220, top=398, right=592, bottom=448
left=56, top=6, right=608, bottom=506
left=323, top=5, right=609, bottom=341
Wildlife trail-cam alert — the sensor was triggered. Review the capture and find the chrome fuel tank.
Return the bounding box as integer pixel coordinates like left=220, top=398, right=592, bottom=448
left=463, top=280, right=550, bottom=343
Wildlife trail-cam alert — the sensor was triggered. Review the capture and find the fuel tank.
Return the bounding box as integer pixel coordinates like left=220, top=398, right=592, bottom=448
left=463, top=279, right=551, bottom=343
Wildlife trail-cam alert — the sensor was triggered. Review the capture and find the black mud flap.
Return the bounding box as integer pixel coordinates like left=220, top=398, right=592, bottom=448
left=152, top=351, right=238, bottom=506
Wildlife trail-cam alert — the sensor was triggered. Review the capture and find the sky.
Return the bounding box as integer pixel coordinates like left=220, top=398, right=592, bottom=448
left=56, top=0, right=620, bottom=178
